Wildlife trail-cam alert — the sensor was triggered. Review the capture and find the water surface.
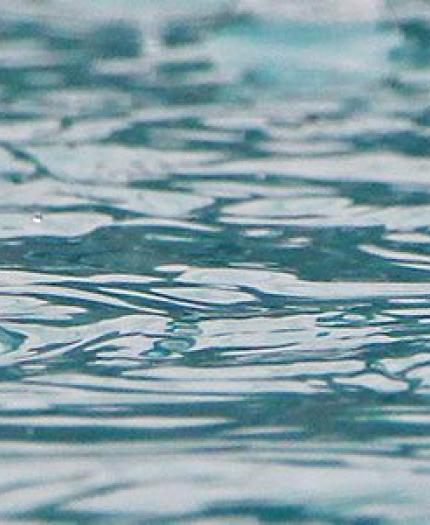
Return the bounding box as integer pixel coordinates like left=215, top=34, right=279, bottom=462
left=1, top=0, right=430, bottom=523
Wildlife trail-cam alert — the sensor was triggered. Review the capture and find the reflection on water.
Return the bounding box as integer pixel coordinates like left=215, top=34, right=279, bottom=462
left=1, top=0, right=430, bottom=522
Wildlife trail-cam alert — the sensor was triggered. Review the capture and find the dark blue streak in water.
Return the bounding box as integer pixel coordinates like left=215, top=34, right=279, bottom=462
left=1, top=0, right=430, bottom=523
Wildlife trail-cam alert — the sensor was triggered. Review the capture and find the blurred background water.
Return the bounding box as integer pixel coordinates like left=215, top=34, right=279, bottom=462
left=1, top=0, right=430, bottom=523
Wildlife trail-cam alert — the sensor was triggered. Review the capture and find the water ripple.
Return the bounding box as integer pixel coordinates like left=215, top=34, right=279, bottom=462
left=1, top=0, right=430, bottom=523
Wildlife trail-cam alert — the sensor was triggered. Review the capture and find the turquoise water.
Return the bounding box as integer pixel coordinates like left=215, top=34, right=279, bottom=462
left=1, top=0, right=430, bottom=522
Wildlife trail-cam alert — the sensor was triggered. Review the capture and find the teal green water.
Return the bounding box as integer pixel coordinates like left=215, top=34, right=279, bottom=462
left=1, top=1, right=430, bottom=523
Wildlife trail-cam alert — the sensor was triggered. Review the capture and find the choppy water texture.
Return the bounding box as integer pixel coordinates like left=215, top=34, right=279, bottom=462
left=2, top=0, right=430, bottom=523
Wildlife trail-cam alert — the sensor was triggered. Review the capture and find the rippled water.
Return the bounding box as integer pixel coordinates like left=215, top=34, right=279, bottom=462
left=2, top=0, right=430, bottom=522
